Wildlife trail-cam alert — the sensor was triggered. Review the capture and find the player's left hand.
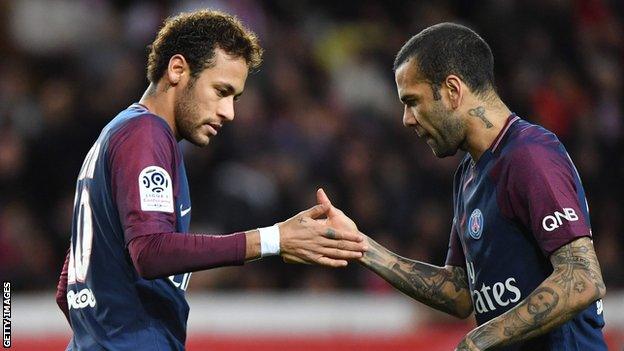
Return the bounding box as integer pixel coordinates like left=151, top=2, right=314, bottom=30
left=455, top=335, right=481, bottom=351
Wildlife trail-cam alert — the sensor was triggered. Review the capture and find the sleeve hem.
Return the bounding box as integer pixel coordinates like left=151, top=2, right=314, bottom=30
left=543, top=233, right=592, bottom=257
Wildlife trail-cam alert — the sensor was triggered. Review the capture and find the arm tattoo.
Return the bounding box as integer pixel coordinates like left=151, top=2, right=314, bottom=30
left=360, top=237, right=472, bottom=318
left=468, top=106, right=493, bottom=128
left=466, top=237, right=606, bottom=349
left=456, top=337, right=480, bottom=351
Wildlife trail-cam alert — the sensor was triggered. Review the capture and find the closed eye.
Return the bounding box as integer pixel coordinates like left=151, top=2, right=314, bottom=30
left=214, top=82, right=243, bottom=101
left=400, top=94, right=418, bottom=107
left=404, top=99, right=417, bottom=107
left=216, top=88, right=229, bottom=97
left=214, top=83, right=235, bottom=98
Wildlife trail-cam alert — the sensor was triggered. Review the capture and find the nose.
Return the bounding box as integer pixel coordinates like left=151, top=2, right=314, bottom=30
left=403, top=106, right=416, bottom=128
left=217, top=96, right=235, bottom=122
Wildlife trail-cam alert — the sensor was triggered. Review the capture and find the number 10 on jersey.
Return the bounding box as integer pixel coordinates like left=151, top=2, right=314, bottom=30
left=68, top=142, right=100, bottom=283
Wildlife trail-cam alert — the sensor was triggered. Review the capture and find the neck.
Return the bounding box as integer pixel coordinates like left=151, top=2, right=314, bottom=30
left=461, top=96, right=512, bottom=161
left=139, top=82, right=179, bottom=138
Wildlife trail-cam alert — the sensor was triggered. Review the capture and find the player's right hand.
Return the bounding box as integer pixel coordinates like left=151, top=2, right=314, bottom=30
left=278, top=203, right=367, bottom=267
left=316, top=188, right=358, bottom=233
left=314, top=188, right=375, bottom=265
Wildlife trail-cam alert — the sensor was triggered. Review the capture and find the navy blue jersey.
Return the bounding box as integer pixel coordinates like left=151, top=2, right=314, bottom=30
left=66, top=104, right=192, bottom=350
left=445, top=115, right=606, bottom=350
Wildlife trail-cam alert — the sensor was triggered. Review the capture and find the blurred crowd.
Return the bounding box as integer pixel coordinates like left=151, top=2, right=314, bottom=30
left=1, top=0, right=622, bottom=294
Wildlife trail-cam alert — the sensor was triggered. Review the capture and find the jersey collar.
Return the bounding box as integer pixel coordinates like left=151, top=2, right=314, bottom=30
left=490, top=113, right=520, bottom=153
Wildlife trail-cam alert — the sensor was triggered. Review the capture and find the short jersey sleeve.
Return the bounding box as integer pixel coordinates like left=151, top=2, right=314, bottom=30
left=445, top=217, right=466, bottom=267
left=499, top=142, right=591, bottom=256
left=107, top=115, right=178, bottom=244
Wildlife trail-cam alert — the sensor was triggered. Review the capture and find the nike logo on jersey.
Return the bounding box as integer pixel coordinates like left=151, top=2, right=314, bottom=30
left=180, top=205, right=191, bottom=217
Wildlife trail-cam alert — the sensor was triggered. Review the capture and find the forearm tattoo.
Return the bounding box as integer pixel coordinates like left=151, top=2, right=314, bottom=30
left=468, top=106, right=493, bottom=128
left=361, top=238, right=472, bottom=318
left=468, top=237, right=606, bottom=350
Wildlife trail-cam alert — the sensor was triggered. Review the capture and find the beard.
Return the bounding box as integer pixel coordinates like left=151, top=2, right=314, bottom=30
left=174, top=85, right=209, bottom=147
left=428, top=103, right=465, bottom=158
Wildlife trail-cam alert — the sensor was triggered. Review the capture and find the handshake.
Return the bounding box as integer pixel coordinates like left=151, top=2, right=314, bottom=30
left=265, top=188, right=369, bottom=268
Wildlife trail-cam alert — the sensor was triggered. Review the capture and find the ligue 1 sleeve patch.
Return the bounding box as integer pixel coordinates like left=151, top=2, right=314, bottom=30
left=138, top=166, right=174, bottom=213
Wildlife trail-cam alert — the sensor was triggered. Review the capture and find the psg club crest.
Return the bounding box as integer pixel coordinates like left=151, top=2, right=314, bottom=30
left=468, top=209, right=484, bottom=239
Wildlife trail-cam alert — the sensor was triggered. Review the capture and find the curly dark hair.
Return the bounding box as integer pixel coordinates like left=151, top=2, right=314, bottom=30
left=394, top=22, right=495, bottom=98
left=147, top=9, right=263, bottom=84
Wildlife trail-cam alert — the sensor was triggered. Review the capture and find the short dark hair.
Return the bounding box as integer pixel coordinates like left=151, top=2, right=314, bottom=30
left=394, top=22, right=495, bottom=97
left=147, top=10, right=263, bottom=83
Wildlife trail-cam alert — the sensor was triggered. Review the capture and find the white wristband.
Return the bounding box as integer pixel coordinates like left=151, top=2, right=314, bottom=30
left=259, top=225, right=281, bottom=257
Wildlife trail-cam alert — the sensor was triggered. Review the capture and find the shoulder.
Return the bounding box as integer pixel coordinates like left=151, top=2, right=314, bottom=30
left=498, top=120, right=568, bottom=170
left=111, top=113, right=174, bottom=143
left=105, top=112, right=177, bottom=158
left=489, top=120, right=578, bottom=193
left=105, top=110, right=179, bottom=170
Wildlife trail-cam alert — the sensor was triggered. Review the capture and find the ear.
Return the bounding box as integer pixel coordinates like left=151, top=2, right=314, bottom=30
left=445, top=75, right=463, bottom=110
left=166, top=54, right=188, bottom=86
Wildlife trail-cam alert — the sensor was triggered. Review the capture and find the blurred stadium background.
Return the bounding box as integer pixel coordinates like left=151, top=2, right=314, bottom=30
left=1, top=0, right=623, bottom=350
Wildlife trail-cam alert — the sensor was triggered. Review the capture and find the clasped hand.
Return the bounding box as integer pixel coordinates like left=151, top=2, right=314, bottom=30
left=279, top=188, right=366, bottom=267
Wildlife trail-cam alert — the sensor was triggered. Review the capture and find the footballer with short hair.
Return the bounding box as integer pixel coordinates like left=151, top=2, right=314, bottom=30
left=56, top=10, right=366, bottom=350
left=321, top=22, right=607, bottom=350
